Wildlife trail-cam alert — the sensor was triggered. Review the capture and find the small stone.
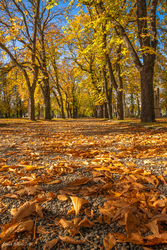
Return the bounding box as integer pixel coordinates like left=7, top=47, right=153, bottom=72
left=51, top=233, right=57, bottom=238
left=77, top=245, right=81, bottom=250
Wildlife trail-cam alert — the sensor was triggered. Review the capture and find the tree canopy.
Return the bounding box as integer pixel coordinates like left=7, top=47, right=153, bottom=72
left=0, top=0, right=166, bottom=121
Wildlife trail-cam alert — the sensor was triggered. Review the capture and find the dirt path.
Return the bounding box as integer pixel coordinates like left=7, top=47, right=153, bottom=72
left=0, top=118, right=167, bottom=250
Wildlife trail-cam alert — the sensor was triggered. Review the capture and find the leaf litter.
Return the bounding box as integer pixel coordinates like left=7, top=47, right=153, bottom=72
left=0, top=118, right=167, bottom=249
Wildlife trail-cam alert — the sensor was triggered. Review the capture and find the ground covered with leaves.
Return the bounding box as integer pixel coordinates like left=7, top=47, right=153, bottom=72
left=0, top=118, right=167, bottom=250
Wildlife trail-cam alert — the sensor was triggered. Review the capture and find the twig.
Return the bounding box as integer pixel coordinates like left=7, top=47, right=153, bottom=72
left=79, top=230, right=102, bottom=249
left=1, top=201, right=13, bottom=214
left=61, top=241, right=67, bottom=250
left=33, top=216, right=37, bottom=240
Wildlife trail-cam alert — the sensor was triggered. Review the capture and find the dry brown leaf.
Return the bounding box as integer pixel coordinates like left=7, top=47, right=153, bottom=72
left=84, top=208, right=94, bottom=218
left=72, top=217, right=82, bottom=226
left=78, top=218, right=95, bottom=228
left=144, top=233, right=167, bottom=245
left=157, top=175, right=167, bottom=184
left=43, top=239, right=59, bottom=250
left=57, top=194, right=68, bottom=201
left=54, top=217, right=61, bottom=226
left=1, top=241, right=23, bottom=250
left=146, top=220, right=159, bottom=235
left=103, top=215, right=111, bottom=224
left=103, top=233, right=116, bottom=250
left=142, top=247, right=154, bottom=250
left=113, top=232, right=144, bottom=245
left=59, top=217, right=74, bottom=229
left=16, top=186, right=41, bottom=196
left=70, top=196, right=88, bottom=215
left=46, top=179, right=61, bottom=185
left=153, top=199, right=167, bottom=208
left=59, top=235, right=85, bottom=244
left=92, top=171, right=104, bottom=178
left=99, top=205, right=115, bottom=218
left=0, top=220, right=33, bottom=244
left=35, top=204, right=43, bottom=218
left=12, top=201, right=36, bottom=221
left=69, top=177, right=91, bottom=186
left=67, top=206, right=75, bottom=215
left=67, top=228, right=79, bottom=237
left=4, top=193, right=19, bottom=199
left=95, top=216, right=103, bottom=224
left=37, top=225, right=49, bottom=234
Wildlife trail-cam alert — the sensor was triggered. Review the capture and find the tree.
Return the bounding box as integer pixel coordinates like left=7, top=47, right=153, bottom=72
left=0, top=0, right=40, bottom=120
left=79, top=0, right=160, bottom=122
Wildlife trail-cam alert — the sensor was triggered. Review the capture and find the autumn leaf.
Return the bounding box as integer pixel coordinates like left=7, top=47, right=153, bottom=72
left=0, top=220, right=33, bottom=244
left=69, top=177, right=91, bottom=186
left=57, top=194, right=68, bottom=201
left=16, top=186, right=41, bottom=196
left=70, top=196, right=89, bottom=215
left=43, top=239, right=59, bottom=250
left=12, top=201, right=43, bottom=220
left=84, top=208, right=94, bottom=218
left=59, top=235, right=85, bottom=244
left=37, top=225, right=50, bottom=234
left=103, top=233, right=116, bottom=250
left=78, top=218, right=95, bottom=228
left=12, top=201, right=37, bottom=221
left=146, top=219, right=159, bottom=235
left=59, top=217, right=74, bottom=229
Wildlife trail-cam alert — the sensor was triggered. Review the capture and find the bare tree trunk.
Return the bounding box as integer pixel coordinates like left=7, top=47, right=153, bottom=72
left=42, top=78, right=51, bottom=119
left=102, top=68, right=112, bottom=119
left=28, top=89, right=35, bottom=120
left=137, top=0, right=157, bottom=122
left=140, top=60, right=155, bottom=122
left=130, top=93, right=134, bottom=115
left=115, top=44, right=124, bottom=120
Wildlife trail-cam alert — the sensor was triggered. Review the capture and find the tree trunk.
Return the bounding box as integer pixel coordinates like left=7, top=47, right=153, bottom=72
left=115, top=44, right=124, bottom=120
left=42, top=78, right=51, bottom=120
left=130, top=93, right=134, bottom=115
left=43, top=87, right=51, bottom=120
left=137, top=0, right=157, bottom=122
left=140, top=59, right=155, bottom=122
left=28, top=89, right=35, bottom=120
left=102, top=68, right=112, bottom=119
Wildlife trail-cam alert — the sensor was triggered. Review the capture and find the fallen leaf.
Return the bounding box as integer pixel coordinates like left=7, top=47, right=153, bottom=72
left=59, top=235, right=85, bottom=244
left=69, top=177, right=91, bottom=186
left=12, top=201, right=36, bottom=221
left=0, top=220, right=33, bottom=244
left=103, top=233, right=116, bottom=250
left=57, top=194, right=68, bottom=201
left=37, top=225, right=49, bottom=234
left=43, top=239, right=59, bottom=250
left=16, top=186, right=41, bottom=196
left=78, top=218, right=95, bottom=228
left=59, top=217, right=74, bottom=229
left=70, top=196, right=89, bottom=215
